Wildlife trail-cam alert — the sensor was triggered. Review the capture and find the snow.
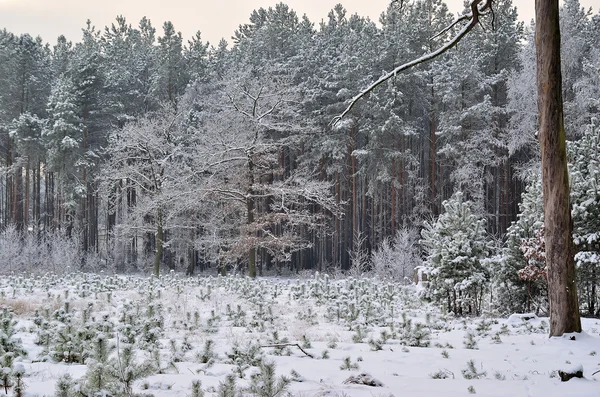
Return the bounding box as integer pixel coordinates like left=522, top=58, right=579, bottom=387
left=1, top=273, right=599, bottom=397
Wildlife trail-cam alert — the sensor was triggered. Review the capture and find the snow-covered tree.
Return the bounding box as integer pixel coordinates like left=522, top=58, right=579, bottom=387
left=44, top=74, right=84, bottom=232
left=156, top=21, right=186, bottom=105
left=421, top=192, right=492, bottom=315
left=186, top=69, right=337, bottom=277
left=101, top=106, right=186, bottom=276
left=496, top=171, right=546, bottom=314
left=570, top=119, right=600, bottom=315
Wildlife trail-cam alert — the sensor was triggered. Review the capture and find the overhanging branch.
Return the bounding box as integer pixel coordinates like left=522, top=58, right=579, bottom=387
left=333, top=0, right=493, bottom=125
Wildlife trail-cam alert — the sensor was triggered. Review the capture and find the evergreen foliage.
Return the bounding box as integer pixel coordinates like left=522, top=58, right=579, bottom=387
left=421, top=192, right=492, bottom=315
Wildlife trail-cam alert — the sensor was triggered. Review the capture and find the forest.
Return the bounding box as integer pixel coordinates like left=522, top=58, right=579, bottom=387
left=0, top=0, right=599, bottom=316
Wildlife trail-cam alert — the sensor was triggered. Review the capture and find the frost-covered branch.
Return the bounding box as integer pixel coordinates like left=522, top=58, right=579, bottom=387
left=333, top=0, right=493, bottom=125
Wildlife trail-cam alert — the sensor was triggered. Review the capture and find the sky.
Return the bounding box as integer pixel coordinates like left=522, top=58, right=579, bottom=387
left=0, top=0, right=597, bottom=46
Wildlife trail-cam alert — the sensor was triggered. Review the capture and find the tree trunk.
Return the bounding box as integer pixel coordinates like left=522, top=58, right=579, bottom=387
left=247, top=159, right=257, bottom=279
left=153, top=206, right=163, bottom=277
left=535, top=0, right=581, bottom=336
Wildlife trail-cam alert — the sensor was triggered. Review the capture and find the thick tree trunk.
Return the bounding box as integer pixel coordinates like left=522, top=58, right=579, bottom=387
left=535, top=0, right=581, bottom=336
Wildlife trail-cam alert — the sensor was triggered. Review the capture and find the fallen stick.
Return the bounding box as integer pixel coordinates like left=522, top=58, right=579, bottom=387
left=260, top=343, right=314, bottom=358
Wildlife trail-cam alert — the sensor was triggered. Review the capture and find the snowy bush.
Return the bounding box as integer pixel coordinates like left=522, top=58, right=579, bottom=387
left=370, top=227, right=421, bottom=284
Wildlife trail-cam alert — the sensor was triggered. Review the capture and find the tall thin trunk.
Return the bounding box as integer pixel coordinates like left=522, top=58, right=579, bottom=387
left=535, top=0, right=581, bottom=336
left=247, top=158, right=257, bottom=278
left=430, top=84, right=437, bottom=215
left=153, top=206, right=163, bottom=277
left=24, top=161, right=30, bottom=229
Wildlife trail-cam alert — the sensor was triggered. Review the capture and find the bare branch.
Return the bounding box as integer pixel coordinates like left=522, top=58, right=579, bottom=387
left=333, top=0, right=492, bottom=125
left=259, top=343, right=314, bottom=358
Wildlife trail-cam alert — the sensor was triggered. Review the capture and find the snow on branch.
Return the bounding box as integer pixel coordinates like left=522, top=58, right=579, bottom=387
left=333, top=0, right=493, bottom=125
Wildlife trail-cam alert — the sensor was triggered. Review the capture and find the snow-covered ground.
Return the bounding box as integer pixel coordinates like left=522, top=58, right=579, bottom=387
left=1, top=272, right=599, bottom=396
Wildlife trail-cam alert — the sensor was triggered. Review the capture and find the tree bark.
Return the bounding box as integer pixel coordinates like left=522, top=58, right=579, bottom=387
left=535, top=0, right=581, bottom=336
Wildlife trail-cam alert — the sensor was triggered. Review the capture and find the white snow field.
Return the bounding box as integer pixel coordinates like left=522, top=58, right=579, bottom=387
left=0, top=272, right=599, bottom=397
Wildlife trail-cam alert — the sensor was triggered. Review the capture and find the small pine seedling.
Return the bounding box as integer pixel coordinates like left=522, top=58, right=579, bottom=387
left=463, top=331, right=478, bottom=350
left=301, top=335, right=312, bottom=349
left=368, top=338, right=383, bottom=351
left=339, top=356, right=359, bottom=371
left=461, top=360, right=486, bottom=380
left=190, top=379, right=204, bottom=397
left=55, top=373, right=76, bottom=397
left=246, top=360, right=291, bottom=397
left=11, top=364, right=25, bottom=397
left=217, top=374, right=238, bottom=396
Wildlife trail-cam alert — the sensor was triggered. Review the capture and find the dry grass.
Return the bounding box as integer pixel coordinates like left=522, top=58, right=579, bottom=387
left=0, top=298, right=57, bottom=316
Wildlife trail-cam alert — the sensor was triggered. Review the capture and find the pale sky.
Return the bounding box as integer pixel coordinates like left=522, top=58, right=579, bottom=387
left=0, top=0, right=597, bottom=46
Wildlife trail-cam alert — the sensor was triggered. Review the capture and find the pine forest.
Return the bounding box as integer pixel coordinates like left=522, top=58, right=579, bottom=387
left=1, top=0, right=600, bottom=318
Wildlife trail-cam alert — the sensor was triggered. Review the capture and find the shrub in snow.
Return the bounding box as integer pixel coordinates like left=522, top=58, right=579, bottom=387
left=11, top=363, right=25, bottom=397
left=370, top=227, right=421, bottom=283
left=108, top=334, right=155, bottom=395
left=217, top=374, right=240, bottom=397
left=463, top=331, right=478, bottom=350
left=226, top=304, right=247, bottom=327
left=430, top=369, right=454, bottom=379
left=190, top=379, right=204, bottom=397
left=339, top=356, right=360, bottom=371
left=368, top=338, right=383, bottom=351
left=0, top=307, right=26, bottom=358
left=246, top=360, right=291, bottom=397
left=78, top=332, right=114, bottom=396
left=0, top=352, right=14, bottom=394
left=289, top=369, right=304, bottom=382
left=0, top=226, right=20, bottom=273
left=151, top=342, right=177, bottom=375
left=343, top=372, right=384, bottom=387
left=49, top=306, right=91, bottom=364
left=225, top=341, right=264, bottom=378
left=196, top=339, right=217, bottom=365
left=396, top=312, right=431, bottom=347
left=421, top=192, right=492, bottom=316
left=55, top=374, right=76, bottom=397
left=461, top=360, right=486, bottom=380
left=348, top=231, right=370, bottom=278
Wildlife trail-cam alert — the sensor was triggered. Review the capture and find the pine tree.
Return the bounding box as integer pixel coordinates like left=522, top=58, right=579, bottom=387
left=44, top=73, right=84, bottom=233
left=156, top=21, right=186, bottom=105
left=421, top=192, right=492, bottom=315
left=497, top=171, right=546, bottom=314
left=569, top=120, right=600, bottom=316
